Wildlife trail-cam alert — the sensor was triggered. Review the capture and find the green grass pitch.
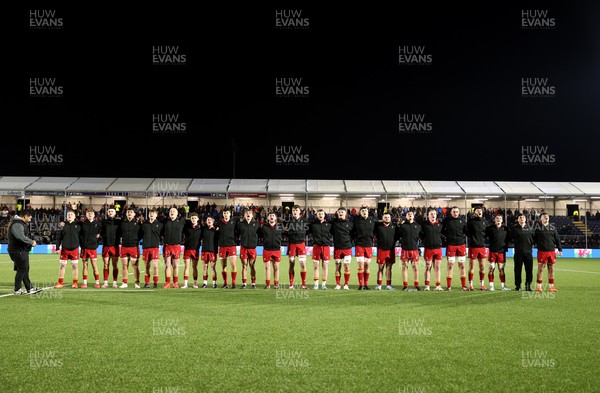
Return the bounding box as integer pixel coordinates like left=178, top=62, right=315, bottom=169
left=0, top=255, right=599, bottom=393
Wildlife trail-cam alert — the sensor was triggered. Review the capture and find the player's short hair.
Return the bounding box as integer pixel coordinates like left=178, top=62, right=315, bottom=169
left=20, top=209, right=33, bottom=217
left=126, top=207, right=135, bottom=212
left=190, top=212, right=199, bottom=218
left=86, top=208, right=95, bottom=213
left=360, top=206, right=369, bottom=211
left=474, top=206, right=483, bottom=211
left=292, top=205, right=301, bottom=210
left=337, top=207, right=346, bottom=212
left=317, top=208, right=325, bottom=213
left=516, top=213, right=526, bottom=218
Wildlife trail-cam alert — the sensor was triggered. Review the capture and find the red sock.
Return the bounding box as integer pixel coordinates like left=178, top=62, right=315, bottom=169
left=460, top=276, right=466, bottom=287
left=414, top=281, right=419, bottom=287
left=243, top=278, right=247, bottom=284
left=488, top=274, right=494, bottom=283
left=103, top=268, right=109, bottom=281
left=94, top=274, right=99, bottom=281
left=435, top=281, right=440, bottom=287
left=289, top=273, right=294, bottom=286
left=123, top=279, right=128, bottom=284
left=537, top=279, right=543, bottom=284
left=212, top=275, right=217, bottom=281
left=446, top=277, right=452, bottom=287
left=153, top=275, right=158, bottom=284
left=203, top=275, right=208, bottom=281
left=500, top=274, right=505, bottom=283
left=144, top=275, right=150, bottom=284
left=174, top=277, right=178, bottom=284
left=358, top=272, right=365, bottom=286
left=468, top=272, right=473, bottom=282
left=300, top=271, right=307, bottom=285
left=184, top=275, right=189, bottom=281
left=377, top=279, right=382, bottom=285
left=113, top=269, right=118, bottom=281
left=165, top=277, right=170, bottom=284
left=252, top=277, right=256, bottom=284
left=58, top=277, right=64, bottom=284
left=386, top=280, right=391, bottom=286
left=274, top=280, right=279, bottom=286
left=73, top=279, right=78, bottom=285
left=344, top=273, right=350, bottom=286
left=83, top=274, right=88, bottom=280
left=231, top=271, right=237, bottom=285
left=364, top=272, right=370, bottom=285
left=335, top=275, right=341, bottom=285
left=479, top=272, right=485, bottom=281
left=403, top=281, right=408, bottom=287
left=266, top=279, right=271, bottom=286
left=549, top=278, right=554, bottom=284
left=221, top=271, right=227, bottom=284
left=425, top=280, right=430, bottom=286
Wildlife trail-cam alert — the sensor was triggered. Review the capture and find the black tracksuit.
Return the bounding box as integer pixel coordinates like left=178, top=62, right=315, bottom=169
left=201, top=225, right=219, bottom=253
left=217, top=219, right=237, bottom=247
left=331, top=218, right=353, bottom=250
left=353, top=216, right=375, bottom=247
left=237, top=219, right=260, bottom=248
left=309, top=220, right=332, bottom=246
left=8, top=217, right=35, bottom=292
left=57, top=221, right=81, bottom=250
left=120, top=219, right=142, bottom=247
left=467, top=217, right=487, bottom=248
left=398, top=221, right=421, bottom=251
left=182, top=221, right=202, bottom=251
left=420, top=220, right=443, bottom=249
left=141, top=219, right=163, bottom=249
left=534, top=225, right=562, bottom=252
left=259, top=222, right=282, bottom=251
left=286, top=217, right=308, bottom=245
left=443, top=216, right=468, bottom=246
left=374, top=222, right=397, bottom=251
left=511, top=224, right=534, bottom=289
left=101, top=217, right=121, bottom=248
left=163, top=218, right=185, bottom=245
left=486, top=224, right=509, bottom=253
left=80, top=219, right=102, bottom=250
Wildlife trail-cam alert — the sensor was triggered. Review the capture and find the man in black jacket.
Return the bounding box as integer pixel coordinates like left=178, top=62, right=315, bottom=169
left=374, top=212, right=398, bottom=290
left=398, top=211, right=421, bottom=291
left=259, top=212, right=283, bottom=289
left=485, top=215, right=511, bottom=291
left=331, top=208, right=354, bottom=290
left=285, top=205, right=309, bottom=289
left=237, top=209, right=260, bottom=289
left=79, top=209, right=102, bottom=288
left=353, top=207, right=375, bottom=290
left=309, top=209, right=332, bottom=290
left=444, top=206, right=469, bottom=291
left=8, top=209, right=40, bottom=295
left=511, top=213, right=534, bottom=291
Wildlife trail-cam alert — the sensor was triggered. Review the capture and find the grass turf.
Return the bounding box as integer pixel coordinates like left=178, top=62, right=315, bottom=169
left=0, top=255, right=598, bottom=393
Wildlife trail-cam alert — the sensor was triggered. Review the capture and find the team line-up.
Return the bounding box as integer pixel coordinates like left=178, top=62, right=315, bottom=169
left=11, top=205, right=562, bottom=293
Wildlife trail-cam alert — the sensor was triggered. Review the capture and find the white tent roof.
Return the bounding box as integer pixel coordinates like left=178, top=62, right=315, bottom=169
left=67, top=177, right=116, bottom=192
left=569, top=182, right=600, bottom=196
left=0, top=176, right=40, bottom=190
left=228, top=179, right=268, bottom=193
left=533, top=182, right=585, bottom=196
left=344, top=180, right=385, bottom=194
left=307, top=180, right=346, bottom=194
left=382, top=181, right=425, bottom=197
left=495, top=181, right=542, bottom=196
left=107, top=178, right=154, bottom=192
left=457, top=181, right=505, bottom=196
left=187, top=178, right=230, bottom=193
left=267, top=179, right=306, bottom=194
left=27, top=177, right=78, bottom=191
left=420, top=181, right=465, bottom=195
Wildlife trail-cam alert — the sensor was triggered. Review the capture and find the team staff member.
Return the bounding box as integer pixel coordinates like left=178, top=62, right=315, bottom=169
left=8, top=209, right=40, bottom=295
left=511, top=213, right=534, bottom=291
left=353, top=207, right=375, bottom=290
left=54, top=211, right=81, bottom=289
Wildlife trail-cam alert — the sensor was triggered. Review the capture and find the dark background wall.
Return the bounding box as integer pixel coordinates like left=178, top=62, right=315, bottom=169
left=6, top=3, right=600, bottom=181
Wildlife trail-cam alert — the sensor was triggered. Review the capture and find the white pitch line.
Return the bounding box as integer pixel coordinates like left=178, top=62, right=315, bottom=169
left=553, top=268, right=600, bottom=275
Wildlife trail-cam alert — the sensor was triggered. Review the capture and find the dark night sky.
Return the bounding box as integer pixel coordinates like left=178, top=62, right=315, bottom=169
left=5, top=3, right=600, bottom=181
